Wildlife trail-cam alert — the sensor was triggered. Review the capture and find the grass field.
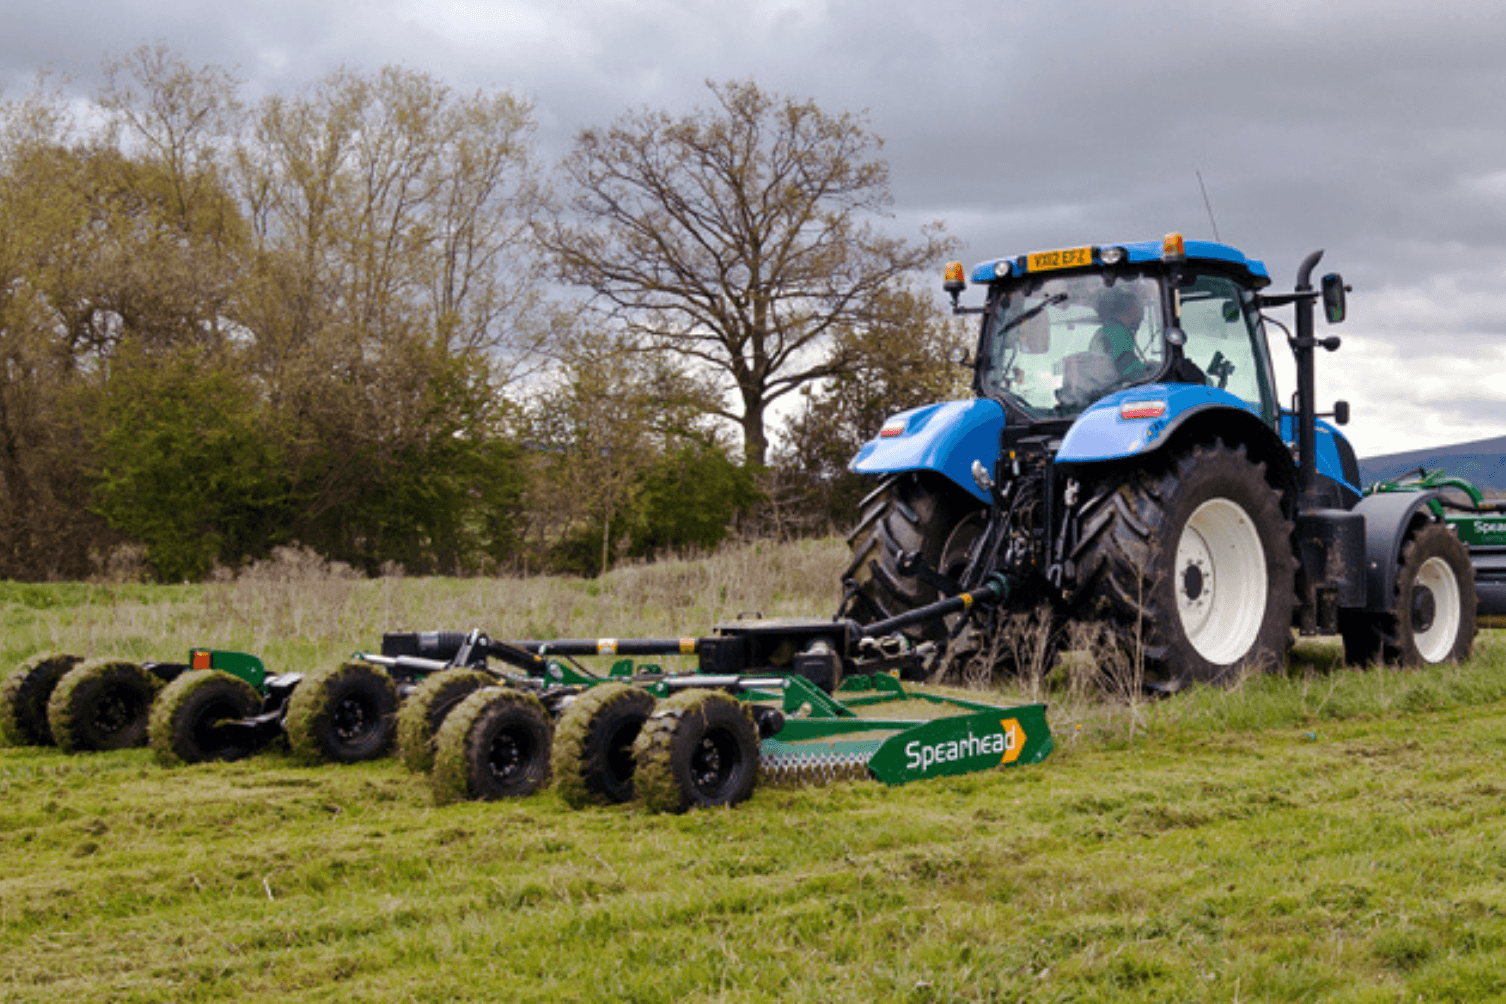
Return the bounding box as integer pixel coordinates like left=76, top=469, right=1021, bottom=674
left=4, top=540, right=1506, bottom=1002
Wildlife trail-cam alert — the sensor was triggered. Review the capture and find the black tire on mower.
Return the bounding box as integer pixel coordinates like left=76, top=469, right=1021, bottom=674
left=397, top=669, right=493, bottom=774
left=149, top=670, right=262, bottom=766
left=1339, top=521, right=1475, bottom=667
left=47, top=659, right=163, bottom=753
left=839, top=472, right=983, bottom=664
left=552, top=683, right=657, bottom=808
left=632, top=689, right=760, bottom=814
left=1071, top=440, right=1296, bottom=688
left=0, top=652, right=82, bottom=746
left=284, top=662, right=399, bottom=764
left=430, top=688, right=553, bottom=804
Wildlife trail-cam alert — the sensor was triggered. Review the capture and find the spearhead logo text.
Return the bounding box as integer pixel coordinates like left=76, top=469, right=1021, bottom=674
left=904, top=718, right=1022, bottom=772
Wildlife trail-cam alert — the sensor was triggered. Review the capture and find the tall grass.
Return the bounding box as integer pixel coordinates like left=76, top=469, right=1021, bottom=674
left=0, top=539, right=851, bottom=679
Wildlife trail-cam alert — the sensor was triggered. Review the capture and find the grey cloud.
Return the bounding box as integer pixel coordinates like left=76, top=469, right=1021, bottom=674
left=6, top=0, right=1506, bottom=450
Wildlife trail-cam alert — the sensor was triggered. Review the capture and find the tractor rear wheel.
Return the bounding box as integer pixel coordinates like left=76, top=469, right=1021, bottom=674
left=633, top=689, right=759, bottom=813
left=0, top=653, right=82, bottom=746
left=149, top=670, right=262, bottom=765
left=430, top=688, right=553, bottom=803
left=47, top=659, right=163, bottom=752
left=552, top=683, right=657, bottom=808
left=840, top=473, right=982, bottom=665
left=285, top=662, right=399, bottom=764
left=397, top=670, right=492, bottom=773
left=1340, top=521, right=1474, bottom=667
left=1072, top=440, right=1295, bottom=688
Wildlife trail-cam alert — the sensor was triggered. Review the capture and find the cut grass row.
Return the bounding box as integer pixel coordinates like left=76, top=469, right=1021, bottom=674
left=5, top=683, right=1505, bottom=1002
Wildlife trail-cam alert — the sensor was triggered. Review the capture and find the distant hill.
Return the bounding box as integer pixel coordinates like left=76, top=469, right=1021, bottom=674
left=1358, top=434, right=1506, bottom=492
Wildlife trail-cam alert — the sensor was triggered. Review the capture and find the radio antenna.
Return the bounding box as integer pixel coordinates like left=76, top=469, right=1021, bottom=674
left=1196, top=170, right=1221, bottom=243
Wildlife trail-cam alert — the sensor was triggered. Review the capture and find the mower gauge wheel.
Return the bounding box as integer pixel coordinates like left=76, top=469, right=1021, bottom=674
left=285, top=662, right=399, bottom=764
left=397, top=669, right=492, bottom=774
left=553, top=682, right=656, bottom=807
left=47, top=659, right=163, bottom=753
left=149, top=670, right=262, bottom=765
left=0, top=652, right=82, bottom=746
left=430, top=688, right=553, bottom=803
left=633, top=689, right=759, bottom=814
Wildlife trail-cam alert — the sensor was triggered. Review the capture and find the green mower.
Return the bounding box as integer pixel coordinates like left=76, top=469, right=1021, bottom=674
left=357, top=583, right=1053, bottom=814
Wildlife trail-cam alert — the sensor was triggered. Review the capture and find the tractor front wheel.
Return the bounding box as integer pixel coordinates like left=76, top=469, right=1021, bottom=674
left=840, top=473, right=982, bottom=673
left=633, top=689, right=759, bottom=813
left=1340, top=521, right=1474, bottom=667
left=149, top=670, right=262, bottom=765
left=1073, top=440, right=1295, bottom=688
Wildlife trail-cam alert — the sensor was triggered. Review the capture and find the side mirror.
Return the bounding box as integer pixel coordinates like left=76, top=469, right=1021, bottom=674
left=1321, top=273, right=1348, bottom=324
left=1333, top=400, right=1349, bottom=425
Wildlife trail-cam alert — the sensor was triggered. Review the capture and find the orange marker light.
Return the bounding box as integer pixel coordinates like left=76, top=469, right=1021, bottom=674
left=1162, top=232, right=1186, bottom=260
left=943, top=261, right=965, bottom=285
left=191, top=649, right=212, bottom=670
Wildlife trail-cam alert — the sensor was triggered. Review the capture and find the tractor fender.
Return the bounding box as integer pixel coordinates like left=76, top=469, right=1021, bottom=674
left=1349, top=490, right=1446, bottom=614
left=849, top=398, right=1005, bottom=504
left=1056, top=385, right=1297, bottom=494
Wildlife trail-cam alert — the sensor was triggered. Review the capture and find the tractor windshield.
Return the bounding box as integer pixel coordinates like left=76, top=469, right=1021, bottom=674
left=978, top=271, right=1166, bottom=419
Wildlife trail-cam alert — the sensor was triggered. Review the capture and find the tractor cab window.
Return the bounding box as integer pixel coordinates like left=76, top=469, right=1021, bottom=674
left=979, top=271, right=1166, bottom=419
left=1176, top=275, right=1276, bottom=422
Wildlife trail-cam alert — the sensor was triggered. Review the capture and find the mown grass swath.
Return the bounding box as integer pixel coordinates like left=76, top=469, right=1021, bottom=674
left=3, top=539, right=1506, bottom=1000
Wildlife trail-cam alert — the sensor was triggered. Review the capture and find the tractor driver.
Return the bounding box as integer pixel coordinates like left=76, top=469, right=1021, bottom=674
left=1090, top=286, right=1149, bottom=381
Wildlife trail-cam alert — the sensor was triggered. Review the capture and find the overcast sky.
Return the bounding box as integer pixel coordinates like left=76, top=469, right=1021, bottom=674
left=6, top=0, right=1506, bottom=457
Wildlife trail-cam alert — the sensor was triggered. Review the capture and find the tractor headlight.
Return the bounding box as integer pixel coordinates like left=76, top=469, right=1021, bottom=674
left=1100, top=245, right=1126, bottom=265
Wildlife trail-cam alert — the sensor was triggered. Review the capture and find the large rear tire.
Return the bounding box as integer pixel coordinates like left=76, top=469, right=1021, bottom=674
left=285, top=662, right=399, bottom=764
left=552, top=683, right=656, bottom=808
left=1072, top=440, right=1295, bottom=687
left=48, top=660, right=163, bottom=752
left=1340, top=521, right=1474, bottom=667
left=430, top=688, right=553, bottom=804
left=633, top=689, right=759, bottom=814
left=840, top=473, right=982, bottom=666
left=0, top=653, right=82, bottom=746
left=149, top=670, right=262, bottom=766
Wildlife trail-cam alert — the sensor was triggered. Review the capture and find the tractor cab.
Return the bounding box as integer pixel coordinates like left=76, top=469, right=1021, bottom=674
left=956, top=234, right=1278, bottom=427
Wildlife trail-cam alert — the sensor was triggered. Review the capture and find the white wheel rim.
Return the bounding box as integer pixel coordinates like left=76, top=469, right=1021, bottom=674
left=1412, top=555, right=1461, bottom=663
left=1174, top=498, right=1267, bottom=666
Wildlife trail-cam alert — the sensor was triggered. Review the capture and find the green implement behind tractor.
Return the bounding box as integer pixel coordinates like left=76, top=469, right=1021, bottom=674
left=364, top=599, right=1054, bottom=813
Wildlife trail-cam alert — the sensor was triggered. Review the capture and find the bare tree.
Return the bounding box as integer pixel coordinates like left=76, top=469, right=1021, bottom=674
left=98, top=43, right=243, bottom=230
left=236, top=66, right=549, bottom=386
left=543, top=80, right=955, bottom=466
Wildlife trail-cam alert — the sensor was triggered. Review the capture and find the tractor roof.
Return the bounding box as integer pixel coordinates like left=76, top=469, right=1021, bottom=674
left=969, top=238, right=1270, bottom=288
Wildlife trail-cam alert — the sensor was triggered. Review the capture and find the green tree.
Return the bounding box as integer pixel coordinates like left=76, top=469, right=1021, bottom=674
left=543, top=80, right=955, bottom=466
left=85, top=342, right=286, bottom=581
left=522, top=330, right=733, bottom=576
left=629, top=439, right=760, bottom=559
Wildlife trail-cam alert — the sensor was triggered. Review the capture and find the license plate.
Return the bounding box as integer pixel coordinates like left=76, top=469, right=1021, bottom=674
left=1027, top=246, right=1093, bottom=272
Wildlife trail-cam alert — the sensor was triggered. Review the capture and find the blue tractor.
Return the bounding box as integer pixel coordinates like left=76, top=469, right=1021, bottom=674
left=842, top=235, right=1476, bottom=686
